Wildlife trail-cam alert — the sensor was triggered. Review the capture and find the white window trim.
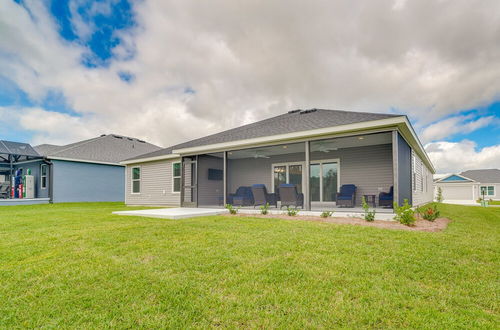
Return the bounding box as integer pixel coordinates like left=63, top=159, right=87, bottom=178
left=131, top=166, right=141, bottom=194
left=172, top=162, right=181, bottom=194
left=40, top=164, right=48, bottom=190
left=271, top=161, right=306, bottom=193
left=480, top=185, right=496, bottom=197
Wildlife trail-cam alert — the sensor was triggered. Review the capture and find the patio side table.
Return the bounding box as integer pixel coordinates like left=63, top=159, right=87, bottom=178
left=363, top=194, right=376, bottom=207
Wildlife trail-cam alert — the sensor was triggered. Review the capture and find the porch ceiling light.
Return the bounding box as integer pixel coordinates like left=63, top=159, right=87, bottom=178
left=358, top=136, right=364, bottom=140
left=282, top=145, right=288, bottom=149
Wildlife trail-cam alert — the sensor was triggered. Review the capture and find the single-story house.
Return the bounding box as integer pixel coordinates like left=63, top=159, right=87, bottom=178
left=434, top=169, right=500, bottom=204
left=121, top=109, right=435, bottom=211
left=0, top=134, right=161, bottom=205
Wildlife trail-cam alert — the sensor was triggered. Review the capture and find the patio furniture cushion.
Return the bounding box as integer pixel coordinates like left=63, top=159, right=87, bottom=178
left=227, top=186, right=254, bottom=206
left=336, top=184, right=357, bottom=207
left=379, top=186, right=393, bottom=200
left=378, top=186, right=394, bottom=207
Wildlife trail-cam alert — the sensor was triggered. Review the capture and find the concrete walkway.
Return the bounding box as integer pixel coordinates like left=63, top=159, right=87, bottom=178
left=113, top=207, right=395, bottom=220
left=113, top=208, right=228, bottom=220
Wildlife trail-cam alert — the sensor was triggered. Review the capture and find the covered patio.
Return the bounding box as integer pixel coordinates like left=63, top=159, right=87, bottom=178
left=179, top=130, right=406, bottom=212
left=0, top=140, right=51, bottom=205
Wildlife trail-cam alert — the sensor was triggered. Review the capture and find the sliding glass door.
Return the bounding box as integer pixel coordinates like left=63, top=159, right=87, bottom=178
left=310, top=160, right=339, bottom=202
left=272, top=163, right=303, bottom=193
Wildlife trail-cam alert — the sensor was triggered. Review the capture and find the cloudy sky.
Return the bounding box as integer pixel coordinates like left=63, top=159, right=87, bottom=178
left=1, top=0, right=499, bottom=173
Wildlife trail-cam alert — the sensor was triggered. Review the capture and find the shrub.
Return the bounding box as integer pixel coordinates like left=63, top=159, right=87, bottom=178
left=393, top=199, right=416, bottom=226
left=285, top=207, right=299, bottom=216
left=418, top=204, right=440, bottom=221
left=260, top=203, right=270, bottom=215
left=361, top=196, right=376, bottom=222
left=320, top=211, right=334, bottom=218
left=436, top=187, right=444, bottom=203
left=225, top=204, right=238, bottom=215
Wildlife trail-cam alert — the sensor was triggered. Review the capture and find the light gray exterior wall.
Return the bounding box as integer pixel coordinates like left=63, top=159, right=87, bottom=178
left=52, top=160, right=124, bottom=203
left=125, top=159, right=181, bottom=206
left=411, top=150, right=434, bottom=206
left=227, top=144, right=393, bottom=206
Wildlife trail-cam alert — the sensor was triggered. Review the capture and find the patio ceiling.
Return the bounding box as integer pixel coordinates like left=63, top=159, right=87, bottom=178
left=226, top=132, right=392, bottom=159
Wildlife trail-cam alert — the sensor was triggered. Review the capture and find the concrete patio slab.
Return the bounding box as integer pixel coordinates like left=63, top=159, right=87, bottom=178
left=113, top=207, right=395, bottom=221
left=113, top=208, right=229, bottom=219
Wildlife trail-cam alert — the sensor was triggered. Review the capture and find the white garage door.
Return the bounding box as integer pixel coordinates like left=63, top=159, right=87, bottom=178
left=441, top=185, right=473, bottom=200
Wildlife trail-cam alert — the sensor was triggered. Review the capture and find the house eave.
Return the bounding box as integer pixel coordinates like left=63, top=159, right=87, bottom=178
left=120, top=154, right=181, bottom=165
left=48, top=156, right=124, bottom=166
left=171, top=116, right=435, bottom=173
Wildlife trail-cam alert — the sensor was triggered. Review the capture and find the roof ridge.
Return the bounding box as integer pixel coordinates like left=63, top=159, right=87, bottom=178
left=49, top=136, right=106, bottom=156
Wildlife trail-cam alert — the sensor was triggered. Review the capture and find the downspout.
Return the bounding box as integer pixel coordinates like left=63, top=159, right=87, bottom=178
left=9, top=154, right=13, bottom=199
left=43, top=158, right=54, bottom=203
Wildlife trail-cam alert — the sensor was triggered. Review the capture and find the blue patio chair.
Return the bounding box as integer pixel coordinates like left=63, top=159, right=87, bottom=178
left=336, top=184, right=357, bottom=207
left=278, top=184, right=304, bottom=209
left=227, top=186, right=254, bottom=206
left=251, top=184, right=278, bottom=208
left=378, top=186, right=393, bottom=208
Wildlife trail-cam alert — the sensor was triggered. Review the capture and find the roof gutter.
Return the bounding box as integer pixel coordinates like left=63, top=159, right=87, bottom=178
left=120, top=153, right=181, bottom=165
left=48, top=156, right=124, bottom=166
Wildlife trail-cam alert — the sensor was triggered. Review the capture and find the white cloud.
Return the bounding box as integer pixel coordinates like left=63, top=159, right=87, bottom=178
left=0, top=0, right=499, bottom=152
left=421, top=114, right=496, bottom=143
left=425, top=140, right=500, bottom=173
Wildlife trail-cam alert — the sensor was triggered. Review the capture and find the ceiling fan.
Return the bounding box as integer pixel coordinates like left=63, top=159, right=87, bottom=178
left=253, top=152, right=270, bottom=159
left=316, top=142, right=338, bottom=153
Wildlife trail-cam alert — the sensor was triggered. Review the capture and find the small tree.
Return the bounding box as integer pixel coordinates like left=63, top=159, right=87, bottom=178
left=436, top=187, right=444, bottom=203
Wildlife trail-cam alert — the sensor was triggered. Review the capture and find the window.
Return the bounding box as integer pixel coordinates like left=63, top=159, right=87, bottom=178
left=40, top=164, right=48, bottom=189
left=172, top=162, right=181, bottom=193
left=480, top=186, right=495, bottom=197
left=272, top=162, right=306, bottom=194
left=131, top=167, right=141, bottom=194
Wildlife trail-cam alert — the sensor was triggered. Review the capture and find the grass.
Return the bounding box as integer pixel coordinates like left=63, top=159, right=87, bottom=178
left=0, top=202, right=498, bottom=328
left=488, top=200, right=500, bottom=205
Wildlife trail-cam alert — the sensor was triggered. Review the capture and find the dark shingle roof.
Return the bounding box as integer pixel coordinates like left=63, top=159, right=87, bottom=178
left=125, top=109, right=401, bottom=162
left=35, top=134, right=162, bottom=164
left=460, top=169, right=500, bottom=183
left=0, top=140, right=40, bottom=157
left=34, top=144, right=65, bottom=155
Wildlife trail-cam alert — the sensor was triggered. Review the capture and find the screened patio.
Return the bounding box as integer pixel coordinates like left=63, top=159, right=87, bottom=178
left=180, top=131, right=398, bottom=212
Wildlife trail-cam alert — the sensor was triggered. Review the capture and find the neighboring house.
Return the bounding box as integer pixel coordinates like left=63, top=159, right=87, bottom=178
left=0, top=135, right=161, bottom=205
left=434, top=169, right=500, bottom=204
left=121, top=109, right=435, bottom=210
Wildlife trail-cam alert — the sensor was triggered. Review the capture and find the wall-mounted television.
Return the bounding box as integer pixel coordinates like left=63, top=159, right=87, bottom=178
left=208, top=168, right=223, bottom=181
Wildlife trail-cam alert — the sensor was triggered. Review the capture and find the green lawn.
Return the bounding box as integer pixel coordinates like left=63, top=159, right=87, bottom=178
left=0, top=203, right=498, bottom=328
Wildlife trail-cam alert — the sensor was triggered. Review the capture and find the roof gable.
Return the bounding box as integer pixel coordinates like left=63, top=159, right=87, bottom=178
left=441, top=174, right=471, bottom=182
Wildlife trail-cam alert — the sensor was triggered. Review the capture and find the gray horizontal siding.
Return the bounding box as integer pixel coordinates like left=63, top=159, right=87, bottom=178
left=125, top=159, right=181, bottom=206
left=412, top=150, right=433, bottom=206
